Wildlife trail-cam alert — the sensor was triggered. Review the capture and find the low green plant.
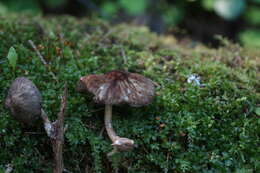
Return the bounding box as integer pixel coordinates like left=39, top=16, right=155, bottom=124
left=0, top=14, right=259, bottom=173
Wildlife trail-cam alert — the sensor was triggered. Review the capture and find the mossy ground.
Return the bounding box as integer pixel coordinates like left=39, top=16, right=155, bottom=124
left=0, top=14, right=259, bottom=173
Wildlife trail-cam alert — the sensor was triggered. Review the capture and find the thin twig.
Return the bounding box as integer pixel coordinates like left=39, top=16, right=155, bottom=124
left=52, top=82, right=68, bottom=173
left=28, top=40, right=58, bottom=82
left=58, top=82, right=68, bottom=124
left=28, top=40, right=47, bottom=65
left=39, top=83, right=68, bottom=173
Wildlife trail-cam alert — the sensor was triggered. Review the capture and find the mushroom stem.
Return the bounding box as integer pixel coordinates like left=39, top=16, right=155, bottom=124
left=105, top=104, right=118, bottom=142
left=104, top=104, right=135, bottom=156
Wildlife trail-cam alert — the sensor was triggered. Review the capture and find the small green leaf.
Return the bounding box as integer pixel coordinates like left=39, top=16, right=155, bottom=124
left=255, top=107, right=260, bottom=116
left=7, top=46, right=18, bottom=70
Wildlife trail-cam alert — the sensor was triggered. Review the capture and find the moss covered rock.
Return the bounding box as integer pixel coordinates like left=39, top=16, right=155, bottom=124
left=0, top=14, right=259, bottom=173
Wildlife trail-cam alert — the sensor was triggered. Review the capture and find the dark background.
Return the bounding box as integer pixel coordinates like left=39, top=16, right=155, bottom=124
left=0, top=0, right=260, bottom=47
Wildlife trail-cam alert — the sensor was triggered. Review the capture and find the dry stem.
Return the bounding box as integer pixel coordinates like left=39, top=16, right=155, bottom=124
left=52, top=82, right=68, bottom=173
left=40, top=83, right=68, bottom=173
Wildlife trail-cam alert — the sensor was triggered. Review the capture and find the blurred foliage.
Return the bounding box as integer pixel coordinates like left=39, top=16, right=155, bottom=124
left=0, top=14, right=259, bottom=173
left=239, top=29, right=260, bottom=47
left=118, top=0, right=147, bottom=15
left=0, top=2, right=7, bottom=15
left=0, top=0, right=41, bottom=14
left=213, top=0, right=245, bottom=20
left=245, top=6, right=260, bottom=25
left=0, top=0, right=260, bottom=46
left=45, top=0, right=67, bottom=8
left=201, top=0, right=214, bottom=10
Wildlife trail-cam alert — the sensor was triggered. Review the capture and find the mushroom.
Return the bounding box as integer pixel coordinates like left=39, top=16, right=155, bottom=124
left=77, top=70, right=155, bottom=156
left=5, top=77, right=42, bottom=125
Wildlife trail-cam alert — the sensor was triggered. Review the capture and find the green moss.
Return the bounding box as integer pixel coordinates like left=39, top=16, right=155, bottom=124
left=0, top=14, right=259, bottom=173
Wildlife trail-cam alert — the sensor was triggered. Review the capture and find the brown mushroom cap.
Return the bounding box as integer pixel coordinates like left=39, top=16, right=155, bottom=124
left=77, top=70, right=155, bottom=106
left=5, top=77, right=42, bottom=125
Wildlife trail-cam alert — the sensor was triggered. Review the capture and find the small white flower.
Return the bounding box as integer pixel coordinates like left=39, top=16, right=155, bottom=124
left=187, top=74, right=204, bottom=86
